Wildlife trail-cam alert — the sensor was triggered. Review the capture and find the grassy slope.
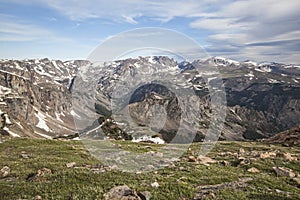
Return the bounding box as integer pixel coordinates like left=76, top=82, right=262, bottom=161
left=0, top=138, right=299, bottom=200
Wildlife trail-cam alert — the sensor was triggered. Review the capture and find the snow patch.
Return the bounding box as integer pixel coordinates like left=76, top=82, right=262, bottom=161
left=35, top=112, right=51, bottom=132
left=148, top=56, right=156, bottom=64
left=207, top=77, right=217, bottom=83
left=16, top=122, right=23, bottom=129
left=71, top=110, right=80, bottom=118
left=245, top=72, right=255, bottom=80
left=132, top=135, right=165, bottom=144
left=0, top=85, right=12, bottom=96
left=35, top=132, right=52, bottom=139
left=244, top=61, right=257, bottom=66
left=0, top=69, right=29, bottom=80
left=213, top=56, right=240, bottom=66
left=229, top=108, right=242, bottom=121
left=51, top=60, right=63, bottom=73
left=14, top=62, right=23, bottom=70
left=3, top=127, right=20, bottom=137
left=268, top=78, right=280, bottom=83
left=245, top=72, right=255, bottom=77
left=55, top=112, right=64, bottom=123
left=4, top=114, right=12, bottom=124
left=254, top=67, right=271, bottom=73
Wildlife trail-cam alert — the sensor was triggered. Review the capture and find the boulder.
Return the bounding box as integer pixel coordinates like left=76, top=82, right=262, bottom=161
left=273, top=167, right=295, bottom=178
left=150, top=181, right=159, bottom=188
left=247, top=167, right=260, bottom=173
left=259, top=152, right=276, bottom=159
left=197, top=155, right=217, bottom=165
left=188, top=156, right=197, bottom=162
left=66, top=162, right=76, bottom=168
left=1, top=166, right=10, bottom=177
left=276, top=152, right=297, bottom=161
left=104, top=185, right=141, bottom=200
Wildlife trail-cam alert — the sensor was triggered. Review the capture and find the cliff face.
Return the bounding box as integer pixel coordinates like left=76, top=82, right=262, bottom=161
left=0, top=57, right=299, bottom=142
left=0, top=59, right=89, bottom=138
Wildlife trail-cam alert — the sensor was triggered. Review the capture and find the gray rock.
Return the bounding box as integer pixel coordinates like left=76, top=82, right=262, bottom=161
left=103, top=185, right=141, bottom=200
left=21, top=151, right=29, bottom=159
left=273, top=167, right=295, bottom=177
left=197, top=155, right=217, bottom=165
left=137, top=191, right=151, bottom=200
left=276, top=152, right=297, bottom=161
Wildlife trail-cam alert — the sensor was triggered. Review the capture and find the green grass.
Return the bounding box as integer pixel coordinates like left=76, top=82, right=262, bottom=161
left=0, top=138, right=299, bottom=199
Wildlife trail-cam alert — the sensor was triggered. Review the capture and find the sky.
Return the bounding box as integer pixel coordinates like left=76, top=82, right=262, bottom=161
left=0, top=0, right=300, bottom=63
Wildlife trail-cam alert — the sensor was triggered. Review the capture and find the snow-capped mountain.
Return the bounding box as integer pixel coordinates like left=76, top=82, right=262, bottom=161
left=0, top=56, right=299, bottom=142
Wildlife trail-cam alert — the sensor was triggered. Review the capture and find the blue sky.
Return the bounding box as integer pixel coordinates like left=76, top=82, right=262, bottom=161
left=0, top=0, right=300, bottom=63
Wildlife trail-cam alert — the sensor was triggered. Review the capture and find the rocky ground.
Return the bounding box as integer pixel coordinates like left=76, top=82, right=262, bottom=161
left=0, top=138, right=299, bottom=199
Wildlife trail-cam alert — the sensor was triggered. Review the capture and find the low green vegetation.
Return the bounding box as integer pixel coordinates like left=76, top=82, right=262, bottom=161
left=0, top=138, right=299, bottom=199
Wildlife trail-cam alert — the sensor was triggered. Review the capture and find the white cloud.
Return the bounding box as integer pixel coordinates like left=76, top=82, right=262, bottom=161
left=189, top=0, right=300, bottom=63
left=1, top=0, right=300, bottom=63
left=3, top=0, right=212, bottom=22
left=190, top=18, right=255, bottom=31
left=122, top=15, right=139, bottom=25
left=0, top=14, right=73, bottom=43
left=0, top=14, right=52, bottom=41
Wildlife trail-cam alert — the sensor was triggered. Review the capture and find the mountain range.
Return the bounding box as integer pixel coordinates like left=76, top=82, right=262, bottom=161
left=0, top=56, right=299, bottom=143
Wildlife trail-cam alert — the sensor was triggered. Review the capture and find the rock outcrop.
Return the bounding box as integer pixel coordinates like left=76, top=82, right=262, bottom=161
left=265, top=125, right=300, bottom=146
left=0, top=59, right=89, bottom=138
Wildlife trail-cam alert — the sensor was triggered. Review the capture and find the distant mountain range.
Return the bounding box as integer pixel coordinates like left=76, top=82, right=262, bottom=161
left=0, top=56, right=299, bottom=143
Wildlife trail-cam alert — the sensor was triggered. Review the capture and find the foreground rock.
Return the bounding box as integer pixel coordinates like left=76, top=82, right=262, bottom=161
left=103, top=185, right=142, bottom=200
left=247, top=167, right=260, bottom=173
left=34, top=195, right=42, bottom=200
left=292, top=177, right=300, bottom=186
left=273, top=167, right=295, bottom=178
left=150, top=181, right=159, bottom=188
left=20, top=151, right=29, bottom=159
left=26, top=168, right=52, bottom=182
left=259, top=152, right=276, bottom=159
left=193, top=177, right=253, bottom=200
left=276, top=152, right=297, bottom=161
left=66, top=162, right=76, bottom=168
left=1, top=166, right=10, bottom=177
left=188, top=155, right=217, bottom=165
